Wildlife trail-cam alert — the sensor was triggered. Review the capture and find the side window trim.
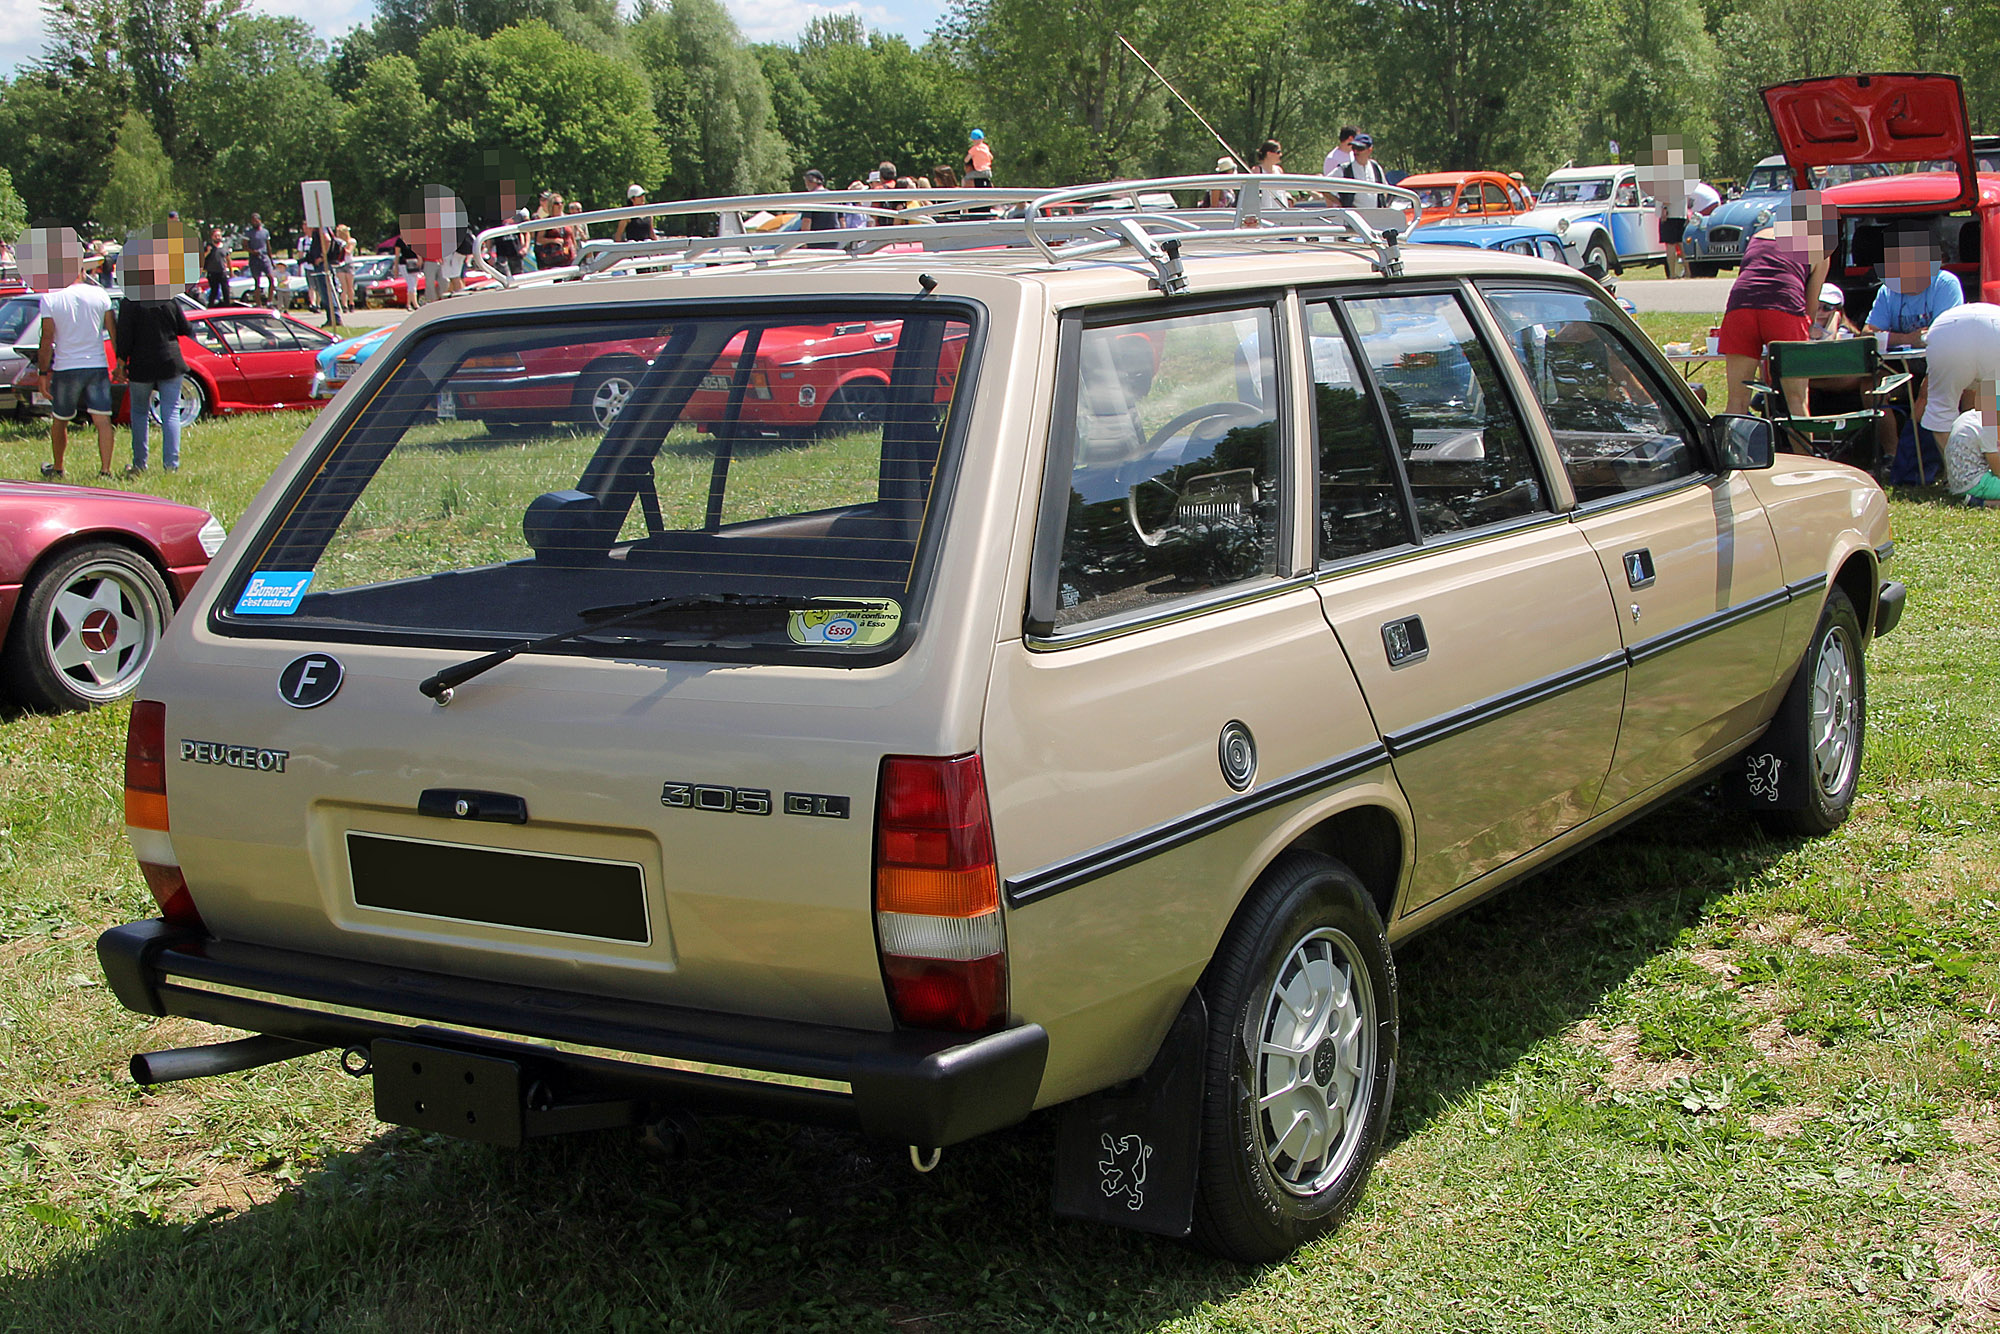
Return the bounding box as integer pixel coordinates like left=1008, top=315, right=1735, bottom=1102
left=1311, top=296, right=1422, bottom=561
left=1026, top=295, right=1295, bottom=642
left=1328, top=279, right=1567, bottom=528
left=1472, top=277, right=1721, bottom=484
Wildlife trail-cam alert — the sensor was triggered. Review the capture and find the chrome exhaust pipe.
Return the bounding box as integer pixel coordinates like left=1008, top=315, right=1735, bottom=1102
left=130, top=1035, right=327, bottom=1086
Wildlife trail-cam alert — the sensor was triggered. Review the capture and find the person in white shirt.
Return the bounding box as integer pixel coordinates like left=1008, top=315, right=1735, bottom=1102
left=1322, top=126, right=1358, bottom=177
left=29, top=273, right=118, bottom=478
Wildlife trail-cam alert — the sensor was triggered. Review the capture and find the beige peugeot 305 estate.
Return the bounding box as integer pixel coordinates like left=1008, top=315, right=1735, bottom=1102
left=100, top=176, right=1901, bottom=1263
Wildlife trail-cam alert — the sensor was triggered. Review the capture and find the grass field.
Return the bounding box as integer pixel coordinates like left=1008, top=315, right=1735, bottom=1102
left=0, top=325, right=1994, bottom=1332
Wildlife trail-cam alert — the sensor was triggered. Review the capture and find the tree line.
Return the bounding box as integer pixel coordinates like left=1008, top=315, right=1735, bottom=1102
left=5, top=0, right=2000, bottom=244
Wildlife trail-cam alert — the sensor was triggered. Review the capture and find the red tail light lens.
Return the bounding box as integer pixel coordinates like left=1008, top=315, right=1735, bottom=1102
left=124, top=700, right=205, bottom=931
left=138, top=861, right=203, bottom=929
left=875, top=754, right=1005, bottom=1032
left=124, top=700, right=169, bottom=831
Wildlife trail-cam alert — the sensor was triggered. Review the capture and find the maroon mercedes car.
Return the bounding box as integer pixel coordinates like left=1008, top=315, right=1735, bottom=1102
left=0, top=482, right=223, bottom=711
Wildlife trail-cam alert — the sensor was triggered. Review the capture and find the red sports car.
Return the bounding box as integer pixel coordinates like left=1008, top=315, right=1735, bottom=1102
left=440, top=319, right=965, bottom=433
left=0, top=481, right=223, bottom=710
left=12, top=305, right=335, bottom=428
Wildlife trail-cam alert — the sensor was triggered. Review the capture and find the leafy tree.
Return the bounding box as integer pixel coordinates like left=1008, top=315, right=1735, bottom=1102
left=96, top=108, right=177, bottom=232
left=1573, top=0, right=1719, bottom=172
left=634, top=0, right=787, bottom=200
left=780, top=20, right=976, bottom=185
left=175, top=16, right=341, bottom=227
left=1323, top=0, right=1586, bottom=176
left=1711, top=0, right=1912, bottom=176
left=336, top=54, right=439, bottom=235
left=441, top=22, right=666, bottom=213
left=940, top=0, right=1192, bottom=183
left=370, top=0, right=624, bottom=57
left=0, top=71, right=122, bottom=226
left=38, top=0, right=243, bottom=160
left=0, top=165, right=30, bottom=243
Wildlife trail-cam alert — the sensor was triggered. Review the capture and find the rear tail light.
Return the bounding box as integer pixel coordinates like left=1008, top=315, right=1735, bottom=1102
left=124, top=701, right=205, bottom=931
left=874, top=754, right=1005, bottom=1032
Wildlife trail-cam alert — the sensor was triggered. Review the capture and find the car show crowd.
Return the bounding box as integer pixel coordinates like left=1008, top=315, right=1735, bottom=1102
left=4, top=108, right=2000, bottom=509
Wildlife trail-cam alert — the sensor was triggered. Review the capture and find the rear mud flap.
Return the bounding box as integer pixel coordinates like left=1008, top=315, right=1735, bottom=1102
left=1051, top=991, right=1205, bottom=1238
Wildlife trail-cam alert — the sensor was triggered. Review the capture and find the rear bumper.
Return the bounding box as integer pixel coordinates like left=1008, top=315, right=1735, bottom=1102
left=99, top=919, right=1047, bottom=1149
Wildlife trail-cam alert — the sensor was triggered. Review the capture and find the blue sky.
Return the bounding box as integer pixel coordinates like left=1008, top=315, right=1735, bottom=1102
left=0, top=0, right=950, bottom=81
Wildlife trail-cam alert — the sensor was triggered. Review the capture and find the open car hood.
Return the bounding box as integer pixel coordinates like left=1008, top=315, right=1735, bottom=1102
left=1763, top=73, right=1976, bottom=210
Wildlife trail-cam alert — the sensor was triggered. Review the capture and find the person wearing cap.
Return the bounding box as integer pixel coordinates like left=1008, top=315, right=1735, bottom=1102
left=800, top=168, right=839, bottom=245
left=616, top=185, right=656, bottom=243
left=1811, top=283, right=1860, bottom=340
left=964, top=131, right=993, bottom=187
left=1335, top=133, right=1387, bottom=209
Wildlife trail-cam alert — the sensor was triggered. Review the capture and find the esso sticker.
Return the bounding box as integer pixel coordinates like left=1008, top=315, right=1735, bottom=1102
left=787, top=600, right=901, bottom=647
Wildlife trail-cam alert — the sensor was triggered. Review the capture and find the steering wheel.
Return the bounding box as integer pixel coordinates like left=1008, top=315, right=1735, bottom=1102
left=1126, top=402, right=1266, bottom=547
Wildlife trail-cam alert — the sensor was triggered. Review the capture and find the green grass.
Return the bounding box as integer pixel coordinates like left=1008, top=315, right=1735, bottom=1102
left=0, top=341, right=1996, bottom=1332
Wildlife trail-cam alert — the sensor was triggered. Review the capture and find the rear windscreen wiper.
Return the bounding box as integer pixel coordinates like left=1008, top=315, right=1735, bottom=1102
left=418, top=593, right=836, bottom=701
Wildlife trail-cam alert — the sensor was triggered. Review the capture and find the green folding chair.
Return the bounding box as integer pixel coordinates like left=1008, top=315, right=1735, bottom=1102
left=1746, top=339, right=1912, bottom=466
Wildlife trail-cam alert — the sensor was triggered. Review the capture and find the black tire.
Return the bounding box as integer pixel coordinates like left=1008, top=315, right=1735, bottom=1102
left=574, top=362, right=641, bottom=430
left=1, top=542, right=173, bottom=712
left=1582, top=240, right=1614, bottom=275
left=1191, top=851, right=1397, bottom=1263
left=1755, top=587, right=1865, bottom=836
left=819, top=380, right=889, bottom=433
left=1688, top=260, right=1721, bottom=278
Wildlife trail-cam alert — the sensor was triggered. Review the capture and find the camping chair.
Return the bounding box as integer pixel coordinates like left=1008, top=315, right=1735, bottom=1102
left=1746, top=339, right=1911, bottom=468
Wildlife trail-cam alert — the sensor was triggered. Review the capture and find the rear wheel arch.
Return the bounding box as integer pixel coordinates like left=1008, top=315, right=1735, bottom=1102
left=1212, top=800, right=1407, bottom=964
left=1285, top=803, right=1405, bottom=927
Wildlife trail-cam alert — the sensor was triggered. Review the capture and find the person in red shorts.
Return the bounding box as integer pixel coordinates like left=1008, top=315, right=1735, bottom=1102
left=1720, top=191, right=1835, bottom=416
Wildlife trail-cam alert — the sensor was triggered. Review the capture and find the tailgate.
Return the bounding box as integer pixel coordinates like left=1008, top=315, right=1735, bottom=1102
left=153, top=645, right=899, bottom=1029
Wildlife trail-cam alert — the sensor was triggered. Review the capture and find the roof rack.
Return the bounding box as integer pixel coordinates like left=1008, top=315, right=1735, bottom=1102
left=469, top=174, right=1423, bottom=297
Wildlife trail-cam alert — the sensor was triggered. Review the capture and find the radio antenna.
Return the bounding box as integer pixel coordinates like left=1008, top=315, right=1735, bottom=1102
left=1115, top=33, right=1250, bottom=173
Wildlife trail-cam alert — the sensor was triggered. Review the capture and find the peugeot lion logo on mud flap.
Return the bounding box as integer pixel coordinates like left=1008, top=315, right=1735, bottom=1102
left=278, top=653, right=345, bottom=709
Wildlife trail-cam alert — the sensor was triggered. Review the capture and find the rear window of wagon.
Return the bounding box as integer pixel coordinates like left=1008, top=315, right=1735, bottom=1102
left=214, top=301, right=981, bottom=663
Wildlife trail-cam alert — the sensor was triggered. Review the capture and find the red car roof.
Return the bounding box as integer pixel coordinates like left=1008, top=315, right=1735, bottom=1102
left=1822, top=170, right=2000, bottom=214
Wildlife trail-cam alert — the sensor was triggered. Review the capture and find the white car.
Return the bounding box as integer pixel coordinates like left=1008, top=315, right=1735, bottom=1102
left=1514, top=164, right=1666, bottom=272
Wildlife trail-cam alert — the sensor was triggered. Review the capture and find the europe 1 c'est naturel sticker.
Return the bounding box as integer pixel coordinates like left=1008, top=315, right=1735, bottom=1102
left=234, top=571, right=316, bottom=615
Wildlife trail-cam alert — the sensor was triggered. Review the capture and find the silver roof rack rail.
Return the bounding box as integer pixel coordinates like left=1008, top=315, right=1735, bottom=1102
left=467, top=175, right=1422, bottom=295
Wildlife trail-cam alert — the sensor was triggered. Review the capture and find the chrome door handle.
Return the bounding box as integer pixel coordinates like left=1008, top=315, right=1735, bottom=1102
left=1381, top=615, right=1428, bottom=667
left=1623, top=548, right=1657, bottom=589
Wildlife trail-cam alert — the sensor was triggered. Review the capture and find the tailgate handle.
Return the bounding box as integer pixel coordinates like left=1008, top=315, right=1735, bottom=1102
left=418, top=789, right=529, bottom=824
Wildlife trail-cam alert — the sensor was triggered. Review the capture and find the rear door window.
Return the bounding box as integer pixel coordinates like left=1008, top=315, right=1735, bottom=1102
left=1045, top=304, right=1284, bottom=631
left=217, top=305, right=977, bottom=662
left=1482, top=286, right=1703, bottom=501
left=1305, top=303, right=1413, bottom=563
left=1337, top=291, right=1548, bottom=534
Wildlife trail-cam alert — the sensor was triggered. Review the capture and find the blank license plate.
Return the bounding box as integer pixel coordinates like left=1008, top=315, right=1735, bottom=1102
left=347, top=832, right=649, bottom=943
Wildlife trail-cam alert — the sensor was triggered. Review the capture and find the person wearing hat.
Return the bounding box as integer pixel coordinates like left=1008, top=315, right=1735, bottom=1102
left=1335, top=133, right=1387, bottom=209
left=1206, top=156, right=1238, bottom=209
left=964, top=130, right=994, bottom=187
left=616, top=185, right=656, bottom=244
left=1811, top=283, right=1860, bottom=340
left=800, top=168, right=838, bottom=244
